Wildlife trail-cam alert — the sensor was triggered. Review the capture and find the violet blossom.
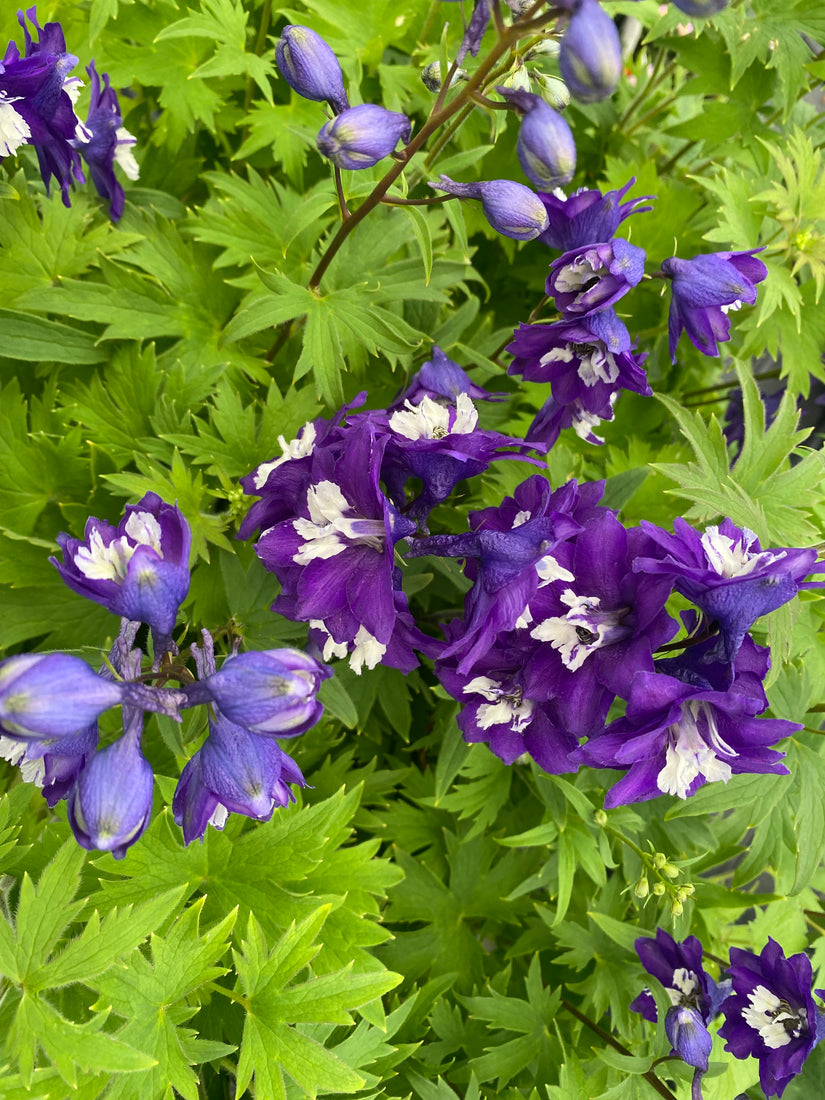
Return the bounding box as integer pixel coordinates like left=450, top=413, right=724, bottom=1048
left=537, top=178, right=654, bottom=253
left=75, top=61, right=138, bottom=221
left=547, top=237, right=646, bottom=316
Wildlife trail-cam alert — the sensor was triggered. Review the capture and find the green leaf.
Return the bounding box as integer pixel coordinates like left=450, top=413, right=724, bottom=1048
left=0, top=309, right=106, bottom=364
left=401, top=204, right=434, bottom=286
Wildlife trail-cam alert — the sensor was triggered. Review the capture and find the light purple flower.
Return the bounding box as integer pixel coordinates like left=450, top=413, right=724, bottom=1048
left=547, top=237, right=646, bottom=316
left=429, top=174, right=550, bottom=241
left=317, top=103, right=410, bottom=169
left=52, top=492, right=191, bottom=654
left=719, top=939, right=825, bottom=1098
left=389, top=347, right=505, bottom=409
left=275, top=25, right=349, bottom=114
left=0, top=653, right=125, bottom=741
left=662, top=249, right=767, bottom=361
left=633, top=518, right=823, bottom=664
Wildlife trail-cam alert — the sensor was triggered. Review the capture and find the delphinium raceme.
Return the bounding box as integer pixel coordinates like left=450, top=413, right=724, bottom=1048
left=1, top=493, right=330, bottom=856
left=0, top=8, right=139, bottom=216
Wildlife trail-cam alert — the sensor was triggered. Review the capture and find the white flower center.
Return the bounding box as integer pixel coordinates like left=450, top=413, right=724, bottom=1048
left=464, top=676, right=534, bottom=733
left=742, top=985, right=805, bottom=1049
left=253, top=422, right=316, bottom=489
left=292, top=481, right=385, bottom=565
left=700, top=525, right=786, bottom=579
left=349, top=626, right=387, bottom=674
left=208, top=803, right=229, bottom=831
left=310, top=619, right=348, bottom=662
left=666, top=968, right=699, bottom=1007
left=570, top=402, right=605, bottom=442
left=577, top=347, right=619, bottom=387
left=74, top=511, right=163, bottom=582
left=536, top=555, right=575, bottom=587
left=656, top=701, right=737, bottom=800
left=530, top=589, right=628, bottom=671
left=0, top=96, right=31, bottom=158
left=553, top=249, right=604, bottom=304
left=389, top=393, right=478, bottom=441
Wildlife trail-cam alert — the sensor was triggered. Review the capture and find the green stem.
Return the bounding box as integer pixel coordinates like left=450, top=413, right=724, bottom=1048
left=560, top=998, right=679, bottom=1100
left=333, top=166, right=351, bottom=221
left=380, top=194, right=454, bottom=206
left=624, top=91, right=681, bottom=138
left=615, top=50, right=670, bottom=131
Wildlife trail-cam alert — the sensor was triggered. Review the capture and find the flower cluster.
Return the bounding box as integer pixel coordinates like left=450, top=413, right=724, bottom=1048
left=1, top=494, right=329, bottom=857
left=633, top=930, right=825, bottom=1098
left=0, top=8, right=138, bottom=218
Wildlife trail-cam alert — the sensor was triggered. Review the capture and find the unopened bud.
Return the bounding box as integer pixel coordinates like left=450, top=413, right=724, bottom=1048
left=663, top=863, right=680, bottom=879
left=682, top=883, right=695, bottom=897
left=594, top=809, right=608, bottom=826
left=671, top=0, right=728, bottom=14
left=652, top=852, right=667, bottom=869
left=429, top=174, right=549, bottom=241
left=498, top=64, right=531, bottom=94
left=559, top=0, right=622, bottom=104
left=421, top=61, right=467, bottom=93
left=275, top=25, right=349, bottom=114
left=634, top=876, right=649, bottom=899
left=317, top=104, right=411, bottom=170
left=497, top=87, right=576, bottom=189
left=671, top=899, right=684, bottom=917
left=652, top=881, right=666, bottom=896
left=532, top=72, right=571, bottom=111
left=525, top=37, right=562, bottom=61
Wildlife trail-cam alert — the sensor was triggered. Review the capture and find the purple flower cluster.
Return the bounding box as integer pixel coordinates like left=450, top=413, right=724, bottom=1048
left=0, top=8, right=138, bottom=218
left=633, top=930, right=825, bottom=1099
left=2, top=494, right=330, bottom=857
left=240, top=350, right=525, bottom=675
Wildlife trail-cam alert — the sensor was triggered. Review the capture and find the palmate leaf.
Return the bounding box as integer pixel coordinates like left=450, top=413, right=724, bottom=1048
left=234, top=905, right=402, bottom=1100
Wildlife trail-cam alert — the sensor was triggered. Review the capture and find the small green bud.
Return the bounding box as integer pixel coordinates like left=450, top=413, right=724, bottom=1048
left=634, top=876, right=649, bottom=899
left=652, top=852, right=667, bottom=869
left=652, top=882, right=666, bottom=896
left=671, top=900, right=684, bottom=917
left=663, top=863, right=680, bottom=879
left=682, top=883, right=695, bottom=897
left=594, top=809, right=608, bottom=826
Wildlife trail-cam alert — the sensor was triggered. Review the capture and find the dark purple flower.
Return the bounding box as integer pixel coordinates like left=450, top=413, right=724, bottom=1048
left=440, top=0, right=492, bottom=63
left=254, top=422, right=419, bottom=669
left=52, top=492, right=191, bottom=654
left=662, top=249, right=768, bottom=361
left=406, top=475, right=595, bottom=672
left=275, top=25, right=349, bottom=114
left=429, top=174, right=550, bottom=241
left=0, top=652, right=125, bottom=741
left=497, top=87, right=576, bottom=191
left=525, top=393, right=614, bottom=449
left=317, top=103, right=410, bottom=169
left=633, top=518, right=823, bottom=664
left=0, top=9, right=84, bottom=205
left=559, top=0, right=623, bottom=104
left=576, top=665, right=795, bottom=807
left=390, top=346, right=506, bottom=408
left=632, top=929, right=731, bottom=1031
left=75, top=61, right=138, bottom=221
left=719, top=939, right=825, bottom=1098
left=67, top=703, right=154, bottom=858
left=547, top=237, right=646, bottom=316
left=381, top=392, right=537, bottom=527
left=0, top=720, right=98, bottom=807
left=537, top=178, right=654, bottom=254
left=186, top=647, right=329, bottom=737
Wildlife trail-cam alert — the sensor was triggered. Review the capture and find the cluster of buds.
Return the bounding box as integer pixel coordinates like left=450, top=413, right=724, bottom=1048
left=631, top=847, right=695, bottom=918
left=0, top=8, right=138, bottom=218
left=0, top=494, right=330, bottom=857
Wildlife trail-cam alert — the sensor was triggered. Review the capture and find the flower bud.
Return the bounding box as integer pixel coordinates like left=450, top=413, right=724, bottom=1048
left=429, top=174, right=549, bottom=241
left=275, top=25, right=349, bottom=114
left=671, top=0, right=728, bottom=15
left=316, top=104, right=411, bottom=170
left=652, top=851, right=667, bottom=868
left=421, top=61, right=467, bottom=93
left=498, top=87, right=576, bottom=190
left=634, top=875, right=649, bottom=899
left=594, top=808, right=608, bottom=826
left=532, top=72, right=570, bottom=111
left=671, top=899, right=684, bottom=917
left=190, top=648, right=330, bottom=736
left=652, top=881, right=666, bottom=896
left=663, top=862, right=680, bottom=879
left=559, top=0, right=622, bottom=104
left=665, top=1005, right=711, bottom=1071
left=67, top=713, right=153, bottom=858
left=0, top=653, right=125, bottom=741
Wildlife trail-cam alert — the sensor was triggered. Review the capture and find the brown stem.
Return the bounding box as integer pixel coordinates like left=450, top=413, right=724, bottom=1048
left=561, top=998, right=679, bottom=1100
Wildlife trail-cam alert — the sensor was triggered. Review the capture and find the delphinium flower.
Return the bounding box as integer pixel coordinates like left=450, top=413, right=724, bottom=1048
left=74, top=60, right=138, bottom=221
left=317, top=104, right=411, bottom=169
left=558, top=0, right=623, bottom=103
left=406, top=474, right=604, bottom=673
left=380, top=391, right=537, bottom=527
left=547, top=237, right=647, bottom=316
left=173, top=633, right=309, bottom=844
left=575, top=641, right=797, bottom=806
left=275, top=25, right=349, bottom=114
left=661, top=249, right=768, bottom=361
left=0, top=720, right=98, bottom=808
left=0, top=9, right=85, bottom=204
left=507, top=308, right=651, bottom=447
left=632, top=929, right=731, bottom=1099
left=440, top=0, right=492, bottom=63
left=52, top=492, right=192, bottom=656
left=389, top=346, right=506, bottom=408
left=633, top=518, right=824, bottom=664
left=252, top=420, right=429, bottom=674
left=429, top=175, right=550, bottom=241
left=497, top=87, right=576, bottom=190
left=536, top=178, right=654, bottom=253
left=719, top=939, right=825, bottom=1098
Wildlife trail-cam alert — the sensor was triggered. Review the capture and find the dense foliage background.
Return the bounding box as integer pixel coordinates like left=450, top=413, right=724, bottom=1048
left=2, top=0, right=825, bottom=1097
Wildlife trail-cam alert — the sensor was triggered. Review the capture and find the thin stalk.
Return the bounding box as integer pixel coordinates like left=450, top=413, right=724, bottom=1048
left=561, top=998, right=679, bottom=1100
left=492, top=0, right=506, bottom=36
left=380, top=194, right=454, bottom=206
left=659, top=138, right=697, bottom=175
left=333, top=166, right=351, bottom=221
left=624, top=91, right=681, bottom=138
left=615, top=49, right=670, bottom=131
